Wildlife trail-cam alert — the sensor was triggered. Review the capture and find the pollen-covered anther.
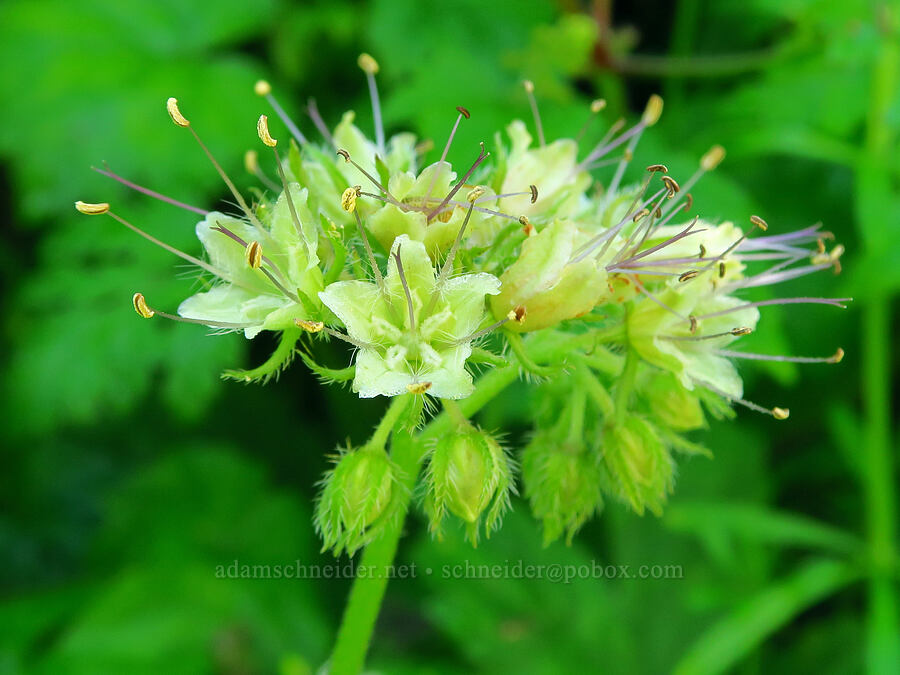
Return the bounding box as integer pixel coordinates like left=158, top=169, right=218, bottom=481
left=358, top=53, right=380, bottom=75
left=772, top=407, right=790, bottom=420
left=683, top=193, right=694, bottom=212
left=341, top=185, right=362, bottom=212
left=647, top=164, right=668, bottom=173
left=132, top=292, right=155, bottom=319
left=336, top=148, right=351, bottom=163
left=624, top=149, right=634, bottom=161
left=701, top=145, right=726, bottom=171
left=529, top=184, right=539, bottom=204
left=509, top=305, right=527, bottom=324
left=590, top=98, right=607, bottom=113
left=166, top=97, right=190, bottom=127
left=830, top=347, right=845, bottom=363
left=523, top=79, right=535, bottom=93
left=642, top=94, right=664, bottom=126
left=245, top=240, right=263, bottom=269
left=679, top=270, right=699, bottom=282
left=257, top=114, right=277, bottom=147
left=519, top=215, right=534, bottom=236
left=74, top=201, right=110, bottom=215
left=407, top=381, right=432, bottom=395
left=632, top=208, right=650, bottom=223
left=689, top=315, right=698, bottom=333
left=466, top=186, right=486, bottom=203
left=661, top=175, right=680, bottom=197
left=254, top=79, right=272, bottom=97
left=731, top=327, right=752, bottom=336
left=749, top=215, right=769, bottom=231
left=294, top=319, right=324, bottom=333
left=456, top=105, right=471, bottom=119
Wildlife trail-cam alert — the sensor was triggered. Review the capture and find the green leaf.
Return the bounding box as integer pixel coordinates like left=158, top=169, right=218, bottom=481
left=673, top=559, right=859, bottom=675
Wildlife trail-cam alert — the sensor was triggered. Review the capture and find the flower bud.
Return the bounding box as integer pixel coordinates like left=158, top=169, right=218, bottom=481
left=315, top=446, right=396, bottom=556
left=641, top=371, right=705, bottom=431
left=522, top=432, right=603, bottom=545
left=601, top=417, right=673, bottom=516
left=425, top=426, right=513, bottom=545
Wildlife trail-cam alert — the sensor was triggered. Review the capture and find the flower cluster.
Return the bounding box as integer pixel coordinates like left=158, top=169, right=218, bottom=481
left=77, top=55, right=846, bottom=550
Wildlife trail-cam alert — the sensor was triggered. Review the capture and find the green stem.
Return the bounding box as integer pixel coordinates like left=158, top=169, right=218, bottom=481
left=613, top=347, right=639, bottom=427
left=329, top=427, right=418, bottom=675
left=856, top=8, right=899, bottom=672
left=366, top=394, right=412, bottom=453
left=328, top=329, right=627, bottom=672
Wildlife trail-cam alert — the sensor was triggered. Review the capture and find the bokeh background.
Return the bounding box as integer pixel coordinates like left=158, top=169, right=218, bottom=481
left=1, top=1, right=897, bottom=673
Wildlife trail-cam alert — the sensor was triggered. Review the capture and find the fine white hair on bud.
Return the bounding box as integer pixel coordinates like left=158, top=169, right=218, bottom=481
left=166, top=97, right=190, bottom=127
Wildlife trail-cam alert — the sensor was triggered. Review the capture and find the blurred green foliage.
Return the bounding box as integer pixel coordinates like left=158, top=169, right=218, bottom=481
left=0, top=0, right=897, bottom=673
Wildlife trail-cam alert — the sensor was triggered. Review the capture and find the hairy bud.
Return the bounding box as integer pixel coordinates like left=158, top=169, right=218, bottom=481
left=601, top=417, right=673, bottom=516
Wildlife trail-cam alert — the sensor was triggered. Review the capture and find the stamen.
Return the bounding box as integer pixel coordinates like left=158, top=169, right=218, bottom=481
left=421, top=197, right=479, bottom=321
left=133, top=292, right=154, bottom=318
left=133, top=292, right=252, bottom=328
left=306, top=98, right=335, bottom=147
left=696, top=378, right=791, bottom=420
left=352, top=210, right=384, bottom=288
left=407, top=382, right=433, bottom=395
left=75, top=201, right=110, bottom=215
left=254, top=80, right=308, bottom=146
left=575, top=99, right=607, bottom=142
left=257, top=114, right=277, bottom=147
left=336, top=148, right=402, bottom=207
left=296, top=319, right=325, bottom=333
left=714, top=348, right=845, bottom=364
left=523, top=80, right=545, bottom=147
left=425, top=106, right=470, bottom=202
left=392, top=244, right=417, bottom=332
left=425, top=142, right=489, bottom=221
left=166, top=97, right=265, bottom=230
left=322, top=326, right=375, bottom=350
left=660, top=144, right=725, bottom=218
left=92, top=164, right=208, bottom=215
left=663, top=327, right=751, bottom=342
left=245, top=241, right=263, bottom=269
left=695, top=296, right=852, bottom=320
left=520, top=215, right=534, bottom=236
left=607, top=95, right=663, bottom=194
left=358, top=53, right=385, bottom=156
left=454, top=305, right=525, bottom=345
left=267, top=136, right=309, bottom=241
left=647, top=164, right=668, bottom=173
left=341, top=185, right=361, bottom=213
left=679, top=270, right=699, bottom=282
left=661, top=175, right=680, bottom=197
left=749, top=215, right=769, bottom=231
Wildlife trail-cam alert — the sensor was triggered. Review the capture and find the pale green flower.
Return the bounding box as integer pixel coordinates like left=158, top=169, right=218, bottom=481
left=178, top=185, right=323, bottom=338
left=319, top=234, right=500, bottom=398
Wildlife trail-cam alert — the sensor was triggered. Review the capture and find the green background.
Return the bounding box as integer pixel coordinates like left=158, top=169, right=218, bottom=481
left=0, top=1, right=897, bottom=673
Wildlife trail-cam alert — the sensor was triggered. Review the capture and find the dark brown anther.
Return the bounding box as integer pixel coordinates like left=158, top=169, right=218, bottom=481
left=456, top=106, right=471, bottom=119
left=529, top=184, right=538, bottom=204
left=646, top=164, right=668, bottom=173
left=679, top=270, right=699, bottom=282
left=661, top=175, right=680, bottom=197
left=336, top=148, right=350, bottom=162
left=689, top=315, right=698, bottom=333
left=731, top=327, right=752, bottom=336
left=683, top=193, right=694, bottom=212
left=718, top=262, right=726, bottom=278
left=699, top=244, right=707, bottom=258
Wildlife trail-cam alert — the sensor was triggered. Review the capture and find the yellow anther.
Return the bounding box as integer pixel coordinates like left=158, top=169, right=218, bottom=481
left=295, top=319, right=324, bottom=333
left=257, top=114, right=277, bottom=147
left=466, top=186, right=486, bottom=203
left=406, top=381, right=432, bottom=395
left=245, top=241, right=263, bottom=269
left=166, top=97, right=190, bottom=127
left=749, top=215, right=769, bottom=231
left=661, top=175, right=680, bottom=196
left=632, top=208, right=650, bottom=223
left=772, top=407, right=790, bottom=420
left=731, top=327, right=752, bottom=336
left=254, top=79, right=272, bottom=96
left=689, top=315, right=698, bottom=334
left=244, top=149, right=259, bottom=175
left=358, top=53, right=379, bottom=75
left=831, top=347, right=845, bottom=363
left=642, top=94, right=664, bottom=126
left=74, top=201, right=109, bottom=215
left=646, top=164, right=668, bottom=173
left=523, top=79, right=535, bottom=93
left=701, top=144, right=726, bottom=171
left=590, top=98, right=606, bottom=114
left=132, top=292, right=155, bottom=319
left=341, top=186, right=361, bottom=213
left=683, top=193, right=694, bottom=212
